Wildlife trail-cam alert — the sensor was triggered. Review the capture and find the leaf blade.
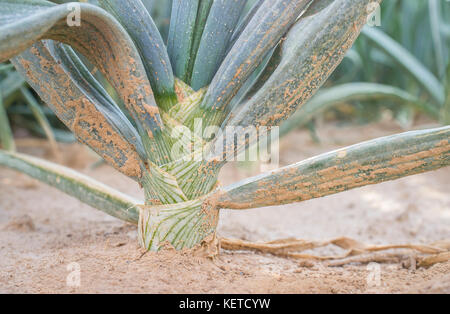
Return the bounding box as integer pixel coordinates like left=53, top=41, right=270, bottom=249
left=190, top=0, right=247, bottom=90
left=0, top=149, right=141, bottom=223
left=227, top=0, right=380, bottom=129
left=187, top=0, right=214, bottom=85
left=0, top=0, right=169, bottom=162
left=215, top=126, right=450, bottom=210
left=196, top=0, right=311, bottom=128
left=12, top=41, right=146, bottom=180
left=167, top=0, right=199, bottom=83
left=98, top=0, right=177, bottom=110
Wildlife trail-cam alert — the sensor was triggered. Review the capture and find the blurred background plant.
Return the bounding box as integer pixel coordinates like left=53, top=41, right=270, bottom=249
left=1, top=0, right=449, bottom=152
left=0, top=61, right=75, bottom=155
left=282, top=0, right=449, bottom=137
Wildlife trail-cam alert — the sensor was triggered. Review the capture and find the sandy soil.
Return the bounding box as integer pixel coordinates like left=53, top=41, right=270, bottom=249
left=0, top=120, right=449, bottom=294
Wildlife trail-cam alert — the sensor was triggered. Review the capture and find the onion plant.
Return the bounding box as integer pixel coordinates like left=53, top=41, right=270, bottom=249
left=0, top=0, right=449, bottom=252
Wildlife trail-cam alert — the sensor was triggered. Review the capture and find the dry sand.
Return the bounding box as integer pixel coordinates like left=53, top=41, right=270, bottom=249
left=0, top=120, right=449, bottom=293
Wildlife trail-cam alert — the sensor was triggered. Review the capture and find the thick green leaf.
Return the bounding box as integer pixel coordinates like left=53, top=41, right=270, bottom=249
left=0, top=150, right=141, bottom=223
left=280, top=83, right=436, bottom=136
left=362, top=27, right=445, bottom=107
left=214, top=126, right=450, bottom=210
left=190, top=0, right=247, bottom=90
left=12, top=42, right=146, bottom=180
left=98, top=0, right=177, bottom=110
left=195, top=0, right=311, bottom=128
left=244, top=44, right=283, bottom=100
left=149, top=0, right=172, bottom=43
left=167, top=0, right=199, bottom=82
left=227, top=0, right=264, bottom=52
left=187, top=0, right=213, bottom=85
left=60, top=45, right=142, bottom=146
left=226, top=0, right=381, bottom=129
left=228, top=46, right=278, bottom=112
left=0, top=0, right=169, bottom=161
left=55, top=42, right=147, bottom=161
left=0, top=90, right=15, bottom=151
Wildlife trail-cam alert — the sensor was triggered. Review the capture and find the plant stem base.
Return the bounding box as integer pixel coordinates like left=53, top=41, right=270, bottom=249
left=138, top=197, right=219, bottom=251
